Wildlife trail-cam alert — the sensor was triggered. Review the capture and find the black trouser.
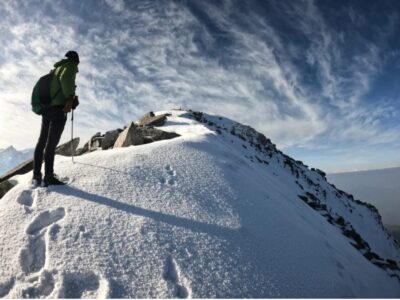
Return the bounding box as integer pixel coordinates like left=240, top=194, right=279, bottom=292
left=33, top=106, right=67, bottom=179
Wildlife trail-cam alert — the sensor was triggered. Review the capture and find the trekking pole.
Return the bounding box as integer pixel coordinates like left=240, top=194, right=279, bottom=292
left=71, top=109, right=74, bottom=164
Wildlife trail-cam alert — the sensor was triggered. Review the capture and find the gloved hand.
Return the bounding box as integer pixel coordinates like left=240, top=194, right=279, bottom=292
left=72, top=96, right=79, bottom=110
left=63, top=95, right=79, bottom=113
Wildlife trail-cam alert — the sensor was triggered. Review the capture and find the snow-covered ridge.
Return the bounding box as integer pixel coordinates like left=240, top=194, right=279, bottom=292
left=0, top=109, right=399, bottom=298
left=187, top=110, right=400, bottom=274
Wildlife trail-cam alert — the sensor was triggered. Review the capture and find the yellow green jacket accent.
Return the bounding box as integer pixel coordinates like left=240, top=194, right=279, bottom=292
left=50, top=59, right=78, bottom=106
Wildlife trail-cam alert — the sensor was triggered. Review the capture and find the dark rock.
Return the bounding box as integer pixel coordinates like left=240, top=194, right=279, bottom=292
left=75, top=129, right=123, bottom=155
left=336, top=216, right=345, bottom=227
left=137, top=112, right=170, bottom=127
left=363, top=251, right=380, bottom=261
left=316, top=168, right=326, bottom=178
left=102, top=129, right=123, bottom=150
left=92, top=132, right=102, bottom=139
left=55, top=138, right=80, bottom=156
left=84, top=132, right=104, bottom=152
left=305, top=192, right=319, bottom=203
left=136, top=126, right=180, bottom=144
left=90, top=137, right=103, bottom=150
left=114, top=122, right=180, bottom=148
left=114, top=122, right=144, bottom=148
left=75, top=148, right=87, bottom=156
left=0, top=180, right=15, bottom=199
left=137, top=111, right=155, bottom=124
left=189, top=110, right=203, bottom=121
left=298, top=195, right=308, bottom=203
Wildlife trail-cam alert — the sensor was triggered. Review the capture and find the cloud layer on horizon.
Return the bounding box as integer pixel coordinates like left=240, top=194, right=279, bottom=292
left=0, top=0, right=399, bottom=172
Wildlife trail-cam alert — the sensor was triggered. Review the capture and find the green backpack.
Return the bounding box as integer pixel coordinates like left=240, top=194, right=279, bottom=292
left=31, top=70, right=61, bottom=115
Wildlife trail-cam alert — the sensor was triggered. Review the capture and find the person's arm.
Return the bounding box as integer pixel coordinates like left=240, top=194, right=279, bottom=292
left=60, top=63, right=77, bottom=98
left=61, top=63, right=78, bottom=113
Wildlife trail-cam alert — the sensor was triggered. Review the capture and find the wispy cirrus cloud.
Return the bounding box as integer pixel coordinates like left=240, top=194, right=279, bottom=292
left=0, top=0, right=399, bottom=172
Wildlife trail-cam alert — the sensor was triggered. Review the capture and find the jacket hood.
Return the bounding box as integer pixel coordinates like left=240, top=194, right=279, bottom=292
left=53, top=58, right=78, bottom=68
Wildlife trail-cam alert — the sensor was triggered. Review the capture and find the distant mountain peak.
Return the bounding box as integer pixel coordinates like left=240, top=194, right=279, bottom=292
left=0, top=145, right=33, bottom=176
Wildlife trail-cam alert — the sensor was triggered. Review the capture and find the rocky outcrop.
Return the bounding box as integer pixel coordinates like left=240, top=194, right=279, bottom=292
left=75, top=132, right=107, bottom=156
left=0, top=111, right=179, bottom=181
left=74, top=112, right=179, bottom=155
left=0, top=180, right=15, bottom=199
left=55, top=138, right=80, bottom=156
left=102, top=129, right=123, bottom=150
left=137, top=111, right=155, bottom=124
left=114, top=121, right=180, bottom=148
left=137, top=111, right=170, bottom=127
left=138, top=126, right=180, bottom=144
left=114, top=123, right=144, bottom=148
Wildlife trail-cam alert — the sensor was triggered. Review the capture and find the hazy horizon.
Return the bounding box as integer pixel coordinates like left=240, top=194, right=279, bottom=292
left=328, top=167, right=400, bottom=226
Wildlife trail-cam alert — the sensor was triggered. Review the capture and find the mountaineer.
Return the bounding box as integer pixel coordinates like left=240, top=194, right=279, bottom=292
left=31, top=51, right=80, bottom=187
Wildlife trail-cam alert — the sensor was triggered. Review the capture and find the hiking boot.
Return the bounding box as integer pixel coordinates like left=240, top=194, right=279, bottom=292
left=42, top=175, right=65, bottom=187
left=32, top=176, right=42, bottom=187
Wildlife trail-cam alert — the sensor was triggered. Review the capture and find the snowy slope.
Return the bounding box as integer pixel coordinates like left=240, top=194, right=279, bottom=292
left=0, top=146, right=33, bottom=176
left=0, top=110, right=399, bottom=298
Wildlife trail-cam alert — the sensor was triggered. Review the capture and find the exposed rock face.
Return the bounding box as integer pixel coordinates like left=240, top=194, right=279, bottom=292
left=88, top=132, right=102, bottom=152
left=137, top=111, right=155, bottom=124
left=102, top=129, right=123, bottom=150
left=137, top=112, right=170, bottom=127
left=139, top=126, right=180, bottom=144
left=76, top=132, right=105, bottom=156
left=55, top=138, right=80, bottom=156
left=0, top=180, right=15, bottom=199
left=114, top=122, right=144, bottom=148
left=75, top=147, right=87, bottom=156
left=114, top=122, right=180, bottom=148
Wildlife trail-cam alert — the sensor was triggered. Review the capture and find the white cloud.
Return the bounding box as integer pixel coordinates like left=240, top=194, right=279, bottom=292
left=0, top=0, right=399, bottom=175
left=104, top=0, right=125, bottom=13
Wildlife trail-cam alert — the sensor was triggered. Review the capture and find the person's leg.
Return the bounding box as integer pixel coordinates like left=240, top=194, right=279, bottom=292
left=33, top=117, right=50, bottom=179
left=44, top=114, right=67, bottom=179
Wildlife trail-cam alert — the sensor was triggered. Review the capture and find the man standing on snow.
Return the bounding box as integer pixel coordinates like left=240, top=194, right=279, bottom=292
left=32, top=51, right=80, bottom=187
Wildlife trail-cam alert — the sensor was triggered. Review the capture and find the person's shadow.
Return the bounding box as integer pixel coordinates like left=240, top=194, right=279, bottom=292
left=55, top=185, right=241, bottom=240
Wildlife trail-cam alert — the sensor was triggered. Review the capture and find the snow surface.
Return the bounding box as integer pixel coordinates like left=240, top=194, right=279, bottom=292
left=0, top=110, right=399, bottom=298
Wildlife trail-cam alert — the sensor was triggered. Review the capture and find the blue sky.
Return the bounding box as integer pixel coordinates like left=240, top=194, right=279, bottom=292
left=0, top=0, right=399, bottom=173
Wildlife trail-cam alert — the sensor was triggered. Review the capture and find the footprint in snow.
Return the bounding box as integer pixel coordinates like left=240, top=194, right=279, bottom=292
left=19, top=233, right=46, bottom=274
left=20, top=270, right=56, bottom=298
left=165, top=165, right=176, bottom=176
left=17, top=208, right=66, bottom=276
left=160, top=165, right=177, bottom=186
left=4, top=270, right=57, bottom=298
left=163, top=256, right=190, bottom=298
left=16, top=190, right=34, bottom=207
left=26, top=208, right=66, bottom=235
left=59, top=272, right=110, bottom=298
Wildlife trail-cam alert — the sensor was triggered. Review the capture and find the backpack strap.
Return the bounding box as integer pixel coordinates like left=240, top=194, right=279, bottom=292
left=50, top=69, right=62, bottom=99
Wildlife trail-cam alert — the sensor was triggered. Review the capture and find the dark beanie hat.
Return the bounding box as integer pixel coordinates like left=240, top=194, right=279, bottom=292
left=65, top=50, right=80, bottom=63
